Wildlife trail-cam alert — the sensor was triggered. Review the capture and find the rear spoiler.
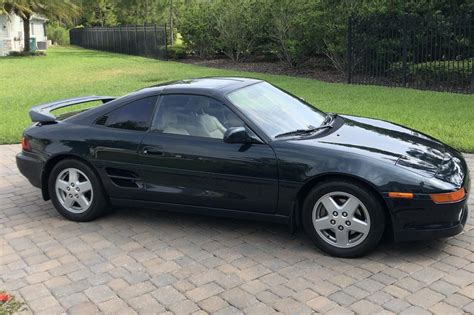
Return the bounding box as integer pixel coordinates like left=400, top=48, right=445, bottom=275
left=29, top=95, right=116, bottom=123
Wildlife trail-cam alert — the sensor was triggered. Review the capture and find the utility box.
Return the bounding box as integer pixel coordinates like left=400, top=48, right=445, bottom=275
left=29, top=37, right=37, bottom=51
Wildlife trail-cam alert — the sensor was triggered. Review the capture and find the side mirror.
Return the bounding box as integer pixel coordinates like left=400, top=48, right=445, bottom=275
left=224, top=127, right=253, bottom=144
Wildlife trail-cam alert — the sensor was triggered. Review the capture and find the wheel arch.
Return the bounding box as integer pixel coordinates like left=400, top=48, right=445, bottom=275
left=41, top=154, right=104, bottom=201
left=293, top=173, right=393, bottom=238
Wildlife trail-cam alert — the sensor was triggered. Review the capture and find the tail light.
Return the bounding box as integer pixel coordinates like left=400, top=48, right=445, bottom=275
left=21, top=137, right=30, bottom=151
left=430, top=188, right=465, bottom=204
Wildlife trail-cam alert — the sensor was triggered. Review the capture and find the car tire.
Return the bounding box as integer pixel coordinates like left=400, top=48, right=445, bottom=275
left=302, top=179, right=386, bottom=258
left=48, top=159, right=107, bottom=222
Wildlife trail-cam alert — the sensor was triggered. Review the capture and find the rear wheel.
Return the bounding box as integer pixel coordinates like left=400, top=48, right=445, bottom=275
left=302, top=180, right=385, bottom=257
left=48, top=159, right=107, bottom=221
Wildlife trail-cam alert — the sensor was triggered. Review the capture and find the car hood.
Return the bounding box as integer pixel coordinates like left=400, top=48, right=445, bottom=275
left=313, top=115, right=452, bottom=179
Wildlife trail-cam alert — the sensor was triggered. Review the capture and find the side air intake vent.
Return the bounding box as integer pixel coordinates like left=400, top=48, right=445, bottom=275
left=96, top=115, right=108, bottom=125
left=105, top=168, right=143, bottom=189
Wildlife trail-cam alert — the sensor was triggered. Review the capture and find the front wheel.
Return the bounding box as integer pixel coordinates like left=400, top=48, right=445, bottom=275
left=48, top=159, right=107, bottom=222
left=302, top=180, right=386, bottom=257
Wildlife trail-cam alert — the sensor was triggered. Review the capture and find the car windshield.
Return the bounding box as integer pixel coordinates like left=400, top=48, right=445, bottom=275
left=227, top=82, right=326, bottom=139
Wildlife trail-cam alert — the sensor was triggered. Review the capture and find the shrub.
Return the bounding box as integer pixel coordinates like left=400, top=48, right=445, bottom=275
left=167, top=44, right=187, bottom=59
left=213, top=0, right=266, bottom=63
left=46, top=24, right=70, bottom=45
left=178, top=2, right=219, bottom=58
left=8, top=51, right=46, bottom=57
left=388, top=59, right=472, bottom=83
left=262, top=0, right=324, bottom=67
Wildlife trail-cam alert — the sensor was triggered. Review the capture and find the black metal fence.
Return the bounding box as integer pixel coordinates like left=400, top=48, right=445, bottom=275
left=70, top=25, right=168, bottom=59
left=347, top=15, right=474, bottom=93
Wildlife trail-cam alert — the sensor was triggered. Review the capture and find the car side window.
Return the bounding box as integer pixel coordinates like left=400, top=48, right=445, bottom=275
left=104, top=96, right=157, bottom=131
left=153, top=95, right=244, bottom=139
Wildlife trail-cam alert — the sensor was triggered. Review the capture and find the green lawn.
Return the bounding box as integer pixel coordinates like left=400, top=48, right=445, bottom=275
left=1, top=46, right=473, bottom=151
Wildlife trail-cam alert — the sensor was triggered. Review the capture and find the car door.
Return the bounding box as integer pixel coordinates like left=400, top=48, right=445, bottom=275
left=138, top=94, right=279, bottom=213
left=90, top=96, right=158, bottom=200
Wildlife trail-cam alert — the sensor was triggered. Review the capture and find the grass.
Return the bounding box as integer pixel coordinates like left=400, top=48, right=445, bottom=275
left=1, top=46, right=473, bottom=151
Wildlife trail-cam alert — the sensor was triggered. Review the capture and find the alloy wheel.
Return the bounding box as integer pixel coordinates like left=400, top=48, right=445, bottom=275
left=312, top=191, right=371, bottom=249
left=55, top=168, right=93, bottom=214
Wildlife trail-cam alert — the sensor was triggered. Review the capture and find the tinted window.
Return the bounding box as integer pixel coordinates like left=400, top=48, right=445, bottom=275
left=153, top=95, right=244, bottom=139
left=105, top=97, right=157, bottom=131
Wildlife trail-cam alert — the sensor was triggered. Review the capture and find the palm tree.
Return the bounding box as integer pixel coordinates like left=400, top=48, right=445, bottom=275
left=1, top=0, right=79, bottom=52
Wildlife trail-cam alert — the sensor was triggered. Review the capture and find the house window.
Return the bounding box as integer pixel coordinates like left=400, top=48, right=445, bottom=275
left=31, top=22, right=34, bottom=35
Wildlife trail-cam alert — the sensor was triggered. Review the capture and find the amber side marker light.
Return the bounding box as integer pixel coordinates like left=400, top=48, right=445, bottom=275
left=388, top=192, right=414, bottom=199
left=430, top=188, right=465, bottom=204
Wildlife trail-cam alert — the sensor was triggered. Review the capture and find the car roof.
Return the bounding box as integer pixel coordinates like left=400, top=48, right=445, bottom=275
left=136, top=77, right=263, bottom=96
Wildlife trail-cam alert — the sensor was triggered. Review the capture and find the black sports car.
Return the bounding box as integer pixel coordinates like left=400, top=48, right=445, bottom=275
left=17, top=77, right=469, bottom=257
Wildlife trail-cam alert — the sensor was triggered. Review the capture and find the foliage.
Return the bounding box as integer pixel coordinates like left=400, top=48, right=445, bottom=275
left=0, top=291, right=26, bottom=315
left=388, top=60, right=472, bottom=84
left=213, top=0, right=265, bottom=63
left=1, top=46, right=473, bottom=152
left=179, top=1, right=218, bottom=58
left=8, top=51, right=45, bottom=57
left=176, top=0, right=473, bottom=69
left=46, top=23, right=69, bottom=45
left=262, top=0, right=323, bottom=67
left=166, top=44, right=186, bottom=59
left=79, top=0, right=117, bottom=27
left=178, top=0, right=266, bottom=62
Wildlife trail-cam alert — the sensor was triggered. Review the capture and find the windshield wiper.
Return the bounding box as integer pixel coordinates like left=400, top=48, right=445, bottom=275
left=275, top=113, right=337, bottom=139
left=275, top=124, right=333, bottom=138
left=322, top=112, right=337, bottom=125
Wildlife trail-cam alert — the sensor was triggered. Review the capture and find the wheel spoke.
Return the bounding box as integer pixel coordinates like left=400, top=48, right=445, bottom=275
left=63, top=197, right=74, bottom=208
left=68, top=169, right=78, bottom=184
left=77, top=181, right=92, bottom=193
left=350, top=218, right=369, bottom=234
left=341, top=196, right=360, bottom=217
left=76, top=195, right=90, bottom=209
left=56, top=180, right=69, bottom=192
left=321, top=196, right=339, bottom=213
left=335, top=229, right=349, bottom=246
left=313, top=216, right=333, bottom=231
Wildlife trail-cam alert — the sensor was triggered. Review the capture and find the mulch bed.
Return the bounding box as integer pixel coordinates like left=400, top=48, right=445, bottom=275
left=179, top=57, right=346, bottom=83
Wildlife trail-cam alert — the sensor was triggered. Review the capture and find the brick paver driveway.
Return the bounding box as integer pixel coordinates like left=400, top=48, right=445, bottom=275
left=1, top=144, right=473, bottom=315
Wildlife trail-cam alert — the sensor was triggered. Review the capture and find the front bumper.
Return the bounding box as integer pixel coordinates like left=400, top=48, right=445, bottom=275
left=388, top=196, right=469, bottom=242
left=16, top=151, right=44, bottom=188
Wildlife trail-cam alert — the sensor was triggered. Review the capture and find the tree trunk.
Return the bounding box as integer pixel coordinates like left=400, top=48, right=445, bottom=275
left=22, top=15, right=31, bottom=52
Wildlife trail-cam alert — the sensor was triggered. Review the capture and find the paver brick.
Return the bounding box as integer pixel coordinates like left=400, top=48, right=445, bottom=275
left=383, top=297, right=411, bottom=313
left=84, top=285, right=117, bottom=304
left=273, top=297, right=312, bottom=315
left=350, top=300, right=383, bottom=314
left=430, top=302, right=465, bottom=315
left=152, top=285, right=186, bottom=305
left=0, top=144, right=473, bottom=314
left=198, top=295, right=229, bottom=313
left=406, top=288, right=445, bottom=308
left=186, top=282, right=224, bottom=302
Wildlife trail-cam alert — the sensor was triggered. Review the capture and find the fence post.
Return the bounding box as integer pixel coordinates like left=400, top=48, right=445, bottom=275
left=153, top=24, right=158, bottom=57
left=135, top=25, right=138, bottom=54
left=471, top=65, right=474, bottom=94
left=144, top=23, right=147, bottom=56
left=127, top=26, right=130, bottom=54
left=346, top=16, right=353, bottom=84
left=402, top=16, right=408, bottom=87
left=164, top=24, right=168, bottom=60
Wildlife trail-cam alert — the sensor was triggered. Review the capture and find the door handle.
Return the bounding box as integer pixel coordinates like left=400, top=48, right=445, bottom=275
left=143, top=147, right=164, bottom=155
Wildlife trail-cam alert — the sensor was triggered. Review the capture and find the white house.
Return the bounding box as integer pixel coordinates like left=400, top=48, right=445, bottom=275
left=0, top=13, right=48, bottom=56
